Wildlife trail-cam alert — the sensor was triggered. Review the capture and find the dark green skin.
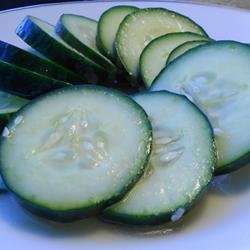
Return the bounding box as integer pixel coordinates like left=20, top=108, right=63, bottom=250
left=55, top=14, right=117, bottom=73
left=0, top=113, right=11, bottom=132
left=0, top=85, right=152, bottom=222
left=214, top=152, right=250, bottom=175
left=16, top=16, right=109, bottom=84
left=0, top=40, right=85, bottom=83
left=16, top=16, right=139, bottom=91
left=100, top=182, right=210, bottom=226
left=0, top=60, right=69, bottom=99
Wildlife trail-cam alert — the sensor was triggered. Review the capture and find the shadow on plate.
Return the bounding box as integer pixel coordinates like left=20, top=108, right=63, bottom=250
left=0, top=190, right=210, bottom=238
left=210, top=164, right=250, bottom=196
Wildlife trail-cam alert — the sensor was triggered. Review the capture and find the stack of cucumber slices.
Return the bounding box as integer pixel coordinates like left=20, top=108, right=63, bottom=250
left=0, top=5, right=249, bottom=226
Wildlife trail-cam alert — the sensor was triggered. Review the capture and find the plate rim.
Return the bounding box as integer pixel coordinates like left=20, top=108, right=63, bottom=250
left=1, top=0, right=250, bottom=15
left=0, top=1, right=249, bottom=249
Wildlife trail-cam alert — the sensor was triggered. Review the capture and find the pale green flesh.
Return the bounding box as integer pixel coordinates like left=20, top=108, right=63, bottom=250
left=60, top=14, right=115, bottom=68
left=0, top=86, right=151, bottom=210
left=61, top=14, right=98, bottom=51
left=98, top=5, right=138, bottom=59
left=0, top=91, right=28, bottom=114
left=29, top=16, right=76, bottom=49
left=152, top=41, right=250, bottom=170
left=116, top=8, right=207, bottom=77
left=167, top=40, right=208, bottom=64
left=140, top=32, right=209, bottom=87
left=104, top=92, right=214, bottom=221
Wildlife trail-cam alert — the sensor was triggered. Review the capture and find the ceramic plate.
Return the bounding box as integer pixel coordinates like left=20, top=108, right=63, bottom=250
left=0, top=1, right=249, bottom=250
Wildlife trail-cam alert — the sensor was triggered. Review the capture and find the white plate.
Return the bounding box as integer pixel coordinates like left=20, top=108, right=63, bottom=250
left=0, top=1, right=250, bottom=250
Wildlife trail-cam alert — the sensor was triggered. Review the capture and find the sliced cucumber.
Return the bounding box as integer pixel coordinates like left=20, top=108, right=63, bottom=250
left=116, top=8, right=208, bottom=78
left=0, top=85, right=152, bottom=222
left=0, top=91, right=28, bottom=193
left=167, top=40, right=209, bottom=64
left=55, top=14, right=117, bottom=73
left=0, top=59, right=68, bottom=99
left=0, top=40, right=84, bottom=83
left=140, top=32, right=210, bottom=87
left=16, top=16, right=107, bottom=83
left=0, top=91, right=28, bottom=114
left=0, top=91, right=28, bottom=131
left=97, top=5, right=139, bottom=60
left=152, top=41, right=250, bottom=174
left=101, top=91, right=215, bottom=225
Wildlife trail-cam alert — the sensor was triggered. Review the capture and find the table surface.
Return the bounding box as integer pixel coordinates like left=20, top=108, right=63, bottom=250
left=0, top=0, right=250, bottom=11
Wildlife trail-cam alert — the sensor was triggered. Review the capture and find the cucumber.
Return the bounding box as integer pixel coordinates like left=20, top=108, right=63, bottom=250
left=0, top=90, right=28, bottom=114
left=152, top=41, right=250, bottom=174
left=0, top=91, right=28, bottom=194
left=0, top=40, right=84, bottom=83
left=140, top=32, right=210, bottom=87
left=0, top=59, right=69, bottom=99
left=16, top=16, right=108, bottom=83
left=167, top=40, right=209, bottom=64
left=101, top=91, right=215, bottom=225
left=116, top=8, right=208, bottom=78
left=97, top=5, right=139, bottom=60
left=0, top=91, right=28, bottom=130
left=0, top=85, right=152, bottom=222
left=55, top=14, right=117, bottom=74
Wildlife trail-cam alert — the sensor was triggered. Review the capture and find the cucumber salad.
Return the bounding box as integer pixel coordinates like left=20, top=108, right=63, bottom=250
left=0, top=5, right=249, bottom=226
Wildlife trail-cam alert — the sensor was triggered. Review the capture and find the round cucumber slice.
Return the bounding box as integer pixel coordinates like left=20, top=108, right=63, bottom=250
left=152, top=41, right=250, bottom=174
left=97, top=5, right=139, bottom=60
left=101, top=91, right=215, bottom=225
left=0, top=85, right=152, bottom=222
left=167, top=40, right=209, bottom=64
left=116, top=8, right=208, bottom=78
left=140, top=32, right=210, bottom=87
left=55, top=14, right=117, bottom=73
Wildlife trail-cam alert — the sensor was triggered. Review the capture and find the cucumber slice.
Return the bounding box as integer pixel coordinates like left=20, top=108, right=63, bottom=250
left=167, top=40, right=209, bottom=64
left=16, top=16, right=107, bottom=83
left=116, top=8, right=208, bottom=78
left=152, top=41, right=250, bottom=174
left=0, top=59, right=68, bottom=99
left=0, top=93, right=28, bottom=194
left=140, top=32, right=210, bottom=87
left=101, top=91, right=215, bottom=225
left=0, top=85, right=152, bottom=222
left=0, top=91, right=28, bottom=130
left=55, top=14, right=117, bottom=73
left=97, top=5, right=139, bottom=60
left=0, top=40, right=84, bottom=83
left=0, top=91, right=28, bottom=114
